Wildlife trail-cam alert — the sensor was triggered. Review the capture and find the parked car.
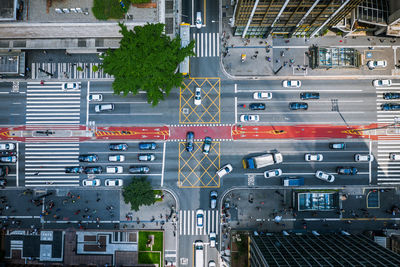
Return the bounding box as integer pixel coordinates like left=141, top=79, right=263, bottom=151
left=0, top=166, right=9, bottom=178
left=62, top=82, right=81, bottom=90
left=305, top=154, right=323, bottom=161
left=196, top=209, right=204, bottom=228
left=139, top=142, right=157, bottom=150
left=329, top=143, right=346, bottom=149
left=138, top=154, right=155, bottom=161
left=300, top=92, right=320, bottom=100
left=289, top=102, right=308, bottom=110
left=106, top=166, right=123, bottom=174
left=65, top=166, right=84, bottom=174
left=373, top=80, right=392, bottom=87
left=129, top=166, right=150, bottom=174
left=202, top=137, right=212, bottom=155
left=216, top=164, right=233, bottom=178
left=95, top=103, right=114, bottom=113
left=186, top=131, right=194, bottom=152
left=240, top=114, right=259, bottom=122
left=354, top=154, right=374, bottom=162
left=390, top=153, right=400, bottom=161
left=82, top=179, right=100, bottom=186
left=78, top=154, right=98, bottom=162
left=210, top=191, right=218, bottom=209
left=315, top=171, right=335, bottom=183
left=367, top=60, right=387, bottom=69
left=194, top=87, right=202, bottom=105
left=84, top=166, right=103, bottom=174
left=0, top=143, right=15, bottom=151
left=208, top=261, right=216, bottom=267
left=381, top=103, right=400, bottom=111
left=105, top=179, right=123, bottom=187
left=253, top=92, right=272, bottom=100
left=109, top=143, right=128, bottom=151
left=383, top=93, right=400, bottom=100
left=249, top=103, right=266, bottom=110
left=0, top=151, right=15, bottom=156
left=0, top=156, right=16, bottom=163
left=264, top=169, right=282, bottom=178
left=108, top=155, right=125, bottom=162
left=88, top=94, right=103, bottom=101
left=283, top=80, right=301, bottom=88
left=209, top=232, right=216, bottom=248
left=337, top=166, right=358, bottom=175
left=195, top=12, right=202, bottom=29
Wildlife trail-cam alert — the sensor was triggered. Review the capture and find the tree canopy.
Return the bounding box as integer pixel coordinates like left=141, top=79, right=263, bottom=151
left=101, top=23, right=195, bottom=106
left=122, top=177, right=157, bottom=211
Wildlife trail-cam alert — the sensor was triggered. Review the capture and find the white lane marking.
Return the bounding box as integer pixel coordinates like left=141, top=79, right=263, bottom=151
left=27, top=97, right=81, bottom=100
left=86, top=81, right=90, bottom=128
left=205, top=32, right=208, bottom=57
left=26, top=121, right=80, bottom=124
left=26, top=147, right=80, bottom=150
left=89, top=113, right=163, bottom=116
left=26, top=101, right=80, bottom=104
left=369, top=140, right=372, bottom=184
left=26, top=105, right=80, bottom=108
left=27, top=109, right=80, bottom=112
left=16, top=143, right=19, bottom=187
left=27, top=113, right=80, bottom=116
left=25, top=143, right=79, bottom=147
left=161, top=142, right=166, bottom=187
left=217, top=33, right=220, bottom=56
left=236, top=89, right=363, bottom=92
left=26, top=117, right=80, bottom=120
left=27, top=93, right=81, bottom=96
left=196, top=33, right=200, bottom=57
left=234, top=97, right=237, bottom=124
left=88, top=101, right=148, bottom=104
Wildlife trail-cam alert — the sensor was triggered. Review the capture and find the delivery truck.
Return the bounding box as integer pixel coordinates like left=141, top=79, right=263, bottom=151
left=242, top=152, right=283, bottom=169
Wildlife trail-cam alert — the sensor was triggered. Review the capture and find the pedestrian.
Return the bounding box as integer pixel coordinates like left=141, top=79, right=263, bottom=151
left=43, top=50, right=47, bottom=55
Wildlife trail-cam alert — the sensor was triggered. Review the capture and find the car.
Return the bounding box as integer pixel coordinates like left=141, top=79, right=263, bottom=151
left=300, top=92, right=320, bottom=100
left=354, top=154, right=374, bottom=162
left=84, top=166, right=103, bottom=174
left=138, top=154, right=155, bottom=161
left=0, top=151, right=15, bottom=156
left=62, top=82, right=81, bottom=91
left=65, top=166, right=84, bottom=174
left=264, top=169, right=283, bottom=178
left=240, top=114, right=260, bottom=122
left=249, top=103, right=266, bottom=110
left=289, top=102, right=308, bottom=110
left=208, top=261, right=216, bottom=267
left=95, top=103, right=114, bottom=113
left=105, top=179, right=123, bottom=187
left=0, top=143, right=15, bottom=151
left=0, top=156, right=16, bottom=163
left=109, top=143, right=128, bottom=151
left=195, top=12, right=202, bottom=29
left=210, top=191, right=218, bottom=209
left=129, top=166, right=150, bottom=174
left=209, top=232, right=216, bottom=248
left=283, top=80, right=301, bottom=88
left=139, top=142, right=157, bottom=150
left=82, top=179, right=100, bottom=186
left=253, top=92, right=272, bottom=100
left=315, top=171, right=335, bottom=183
left=106, top=166, right=123, bottom=174
left=194, top=87, right=202, bottom=105
left=383, top=93, right=400, bottom=100
left=108, top=155, right=125, bottom=162
left=373, top=80, right=392, bottom=87
left=305, top=154, right=323, bottom=161
left=216, top=164, right=233, bottom=178
left=88, top=94, right=103, bottom=102
left=329, top=143, right=346, bottom=149
left=0, top=166, right=9, bottom=178
left=337, top=166, right=358, bottom=175
left=390, top=153, right=400, bottom=161
left=367, top=60, right=387, bottom=69
left=78, top=154, right=98, bottom=162
left=0, top=179, right=7, bottom=188
left=196, top=209, right=204, bottom=228
left=381, top=103, right=400, bottom=111
left=186, top=131, right=194, bottom=152
left=202, top=137, right=212, bottom=155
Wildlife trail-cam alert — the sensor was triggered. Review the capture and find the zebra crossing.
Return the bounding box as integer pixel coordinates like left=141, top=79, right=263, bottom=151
left=24, top=143, right=80, bottom=187
left=192, top=32, right=220, bottom=58
left=31, top=62, right=112, bottom=80
left=179, top=210, right=219, bottom=236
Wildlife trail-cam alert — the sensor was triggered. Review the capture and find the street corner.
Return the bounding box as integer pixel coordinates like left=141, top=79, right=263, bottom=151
left=177, top=141, right=220, bottom=188
left=94, top=126, right=169, bottom=140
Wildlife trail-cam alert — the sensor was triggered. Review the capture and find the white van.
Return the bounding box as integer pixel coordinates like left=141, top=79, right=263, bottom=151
left=106, top=166, right=123, bottom=174
left=194, top=241, right=204, bottom=267
left=95, top=104, right=114, bottom=113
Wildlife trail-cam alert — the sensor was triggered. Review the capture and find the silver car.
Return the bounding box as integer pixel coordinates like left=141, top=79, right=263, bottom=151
left=315, top=171, right=335, bottom=183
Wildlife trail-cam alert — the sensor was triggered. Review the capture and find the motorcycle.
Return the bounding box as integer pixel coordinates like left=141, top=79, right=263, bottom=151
left=238, top=104, right=247, bottom=108
left=241, top=54, right=246, bottom=62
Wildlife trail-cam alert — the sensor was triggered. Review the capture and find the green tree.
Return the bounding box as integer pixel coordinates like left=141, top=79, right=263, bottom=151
left=101, top=23, right=195, bottom=106
left=123, top=177, right=157, bottom=211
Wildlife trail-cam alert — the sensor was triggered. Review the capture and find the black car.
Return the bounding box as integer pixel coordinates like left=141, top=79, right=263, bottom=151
left=300, top=92, right=320, bottom=100
left=289, top=102, right=308, bottom=110
left=249, top=103, right=266, bottom=110
left=129, top=166, right=150, bottom=174
left=109, top=143, right=128, bottom=151
left=383, top=93, right=400, bottom=100
left=0, top=179, right=6, bottom=188
left=65, top=166, right=84, bottom=174
left=78, top=154, right=99, bottom=162
left=336, top=167, right=358, bottom=175
left=0, top=166, right=9, bottom=178
left=84, top=166, right=103, bottom=174
left=0, top=151, right=15, bottom=156
left=186, top=131, right=194, bottom=152
left=381, top=103, right=400, bottom=111
left=329, top=143, right=346, bottom=149
left=139, top=142, right=157, bottom=150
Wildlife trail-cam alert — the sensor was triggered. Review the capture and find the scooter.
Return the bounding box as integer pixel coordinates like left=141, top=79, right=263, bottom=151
left=238, top=104, right=247, bottom=108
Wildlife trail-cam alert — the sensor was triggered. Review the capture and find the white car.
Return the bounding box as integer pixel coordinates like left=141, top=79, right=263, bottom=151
left=390, top=153, right=400, bottom=161
left=354, top=154, right=374, bottom=162
left=108, top=155, right=125, bottom=162
left=315, top=171, right=335, bottom=183
left=264, top=169, right=282, bottom=178
left=367, top=60, right=387, bottom=69
left=373, top=80, right=392, bottom=87
left=216, top=164, right=233, bottom=178
left=88, top=94, right=103, bottom=102
left=208, top=261, right=216, bottom=267
left=283, top=80, right=301, bottom=88
left=106, top=166, right=123, bottom=174
left=62, top=82, right=81, bottom=91
left=240, top=114, right=259, bottom=122
left=105, top=179, right=123, bottom=187
left=209, top=232, right=216, bottom=248
left=194, top=87, right=201, bottom=106
left=196, top=209, right=204, bottom=228
left=95, top=104, right=114, bottom=113
left=305, top=154, right=323, bottom=161
left=0, top=143, right=15, bottom=151
left=253, top=92, right=272, bottom=100
left=82, top=179, right=100, bottom=186
left=195, top=12, right=202, bottom=29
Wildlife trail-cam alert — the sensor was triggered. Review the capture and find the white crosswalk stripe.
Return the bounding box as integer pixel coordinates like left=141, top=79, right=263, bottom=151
left=24, top=143, right=80, bottom=187
left=192, top=33, right=220, bottom=58
left=179, top=210, right=219, bottom=236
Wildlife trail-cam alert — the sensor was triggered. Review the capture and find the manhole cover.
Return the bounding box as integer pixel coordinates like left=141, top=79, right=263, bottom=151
left=182, top=108, right=189, bottom=115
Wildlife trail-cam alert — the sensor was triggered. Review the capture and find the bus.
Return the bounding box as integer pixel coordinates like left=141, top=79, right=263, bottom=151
left=180, top=23, right=190, bottom=76
left=194, top=241, right=204, bottom=267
